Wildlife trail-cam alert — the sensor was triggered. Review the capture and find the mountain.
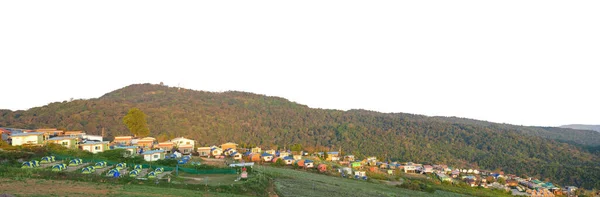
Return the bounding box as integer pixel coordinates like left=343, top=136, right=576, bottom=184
left=560, top=124, right=600, bottom=133
left=1, top=83, right=600, bottom=189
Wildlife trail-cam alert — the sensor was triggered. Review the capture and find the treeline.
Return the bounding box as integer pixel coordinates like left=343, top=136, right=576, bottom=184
left=1, top=83, right=600, bottom=189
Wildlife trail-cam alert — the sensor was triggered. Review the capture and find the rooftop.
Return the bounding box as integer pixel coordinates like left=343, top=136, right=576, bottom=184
left=11, top=132, right=44, bottom=137
left=141, top=150, right=165, bottom=155
left=48, top=136, right=77, bottom=141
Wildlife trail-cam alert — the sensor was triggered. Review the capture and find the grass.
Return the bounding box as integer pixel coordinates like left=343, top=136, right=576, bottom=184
left=256, top=166, right=469, bottom=197
left=0, top=178, right=249, bottom=197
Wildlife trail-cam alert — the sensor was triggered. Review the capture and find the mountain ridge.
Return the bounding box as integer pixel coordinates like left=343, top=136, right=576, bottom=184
left=1, top=83, right=600, bottom=189
left=560, top=124, right=600, bottom=133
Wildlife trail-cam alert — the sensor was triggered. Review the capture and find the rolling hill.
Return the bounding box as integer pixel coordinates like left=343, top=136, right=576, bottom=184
left=560, top=124, right=600, bottom=133
left=1, top=83, right=600, bottom=189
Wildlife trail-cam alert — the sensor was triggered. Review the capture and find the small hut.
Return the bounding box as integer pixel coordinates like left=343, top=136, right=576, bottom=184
left=317, top=164, right=327, bottom=172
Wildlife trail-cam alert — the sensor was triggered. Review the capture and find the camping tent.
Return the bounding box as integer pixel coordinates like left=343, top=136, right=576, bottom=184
left=154, top=167, right=164, bottom=174
left=21, top=162, right=32, bottom=168
left=95, top=161, right=107, bottom=168
left=134, top=165, right=143, bottom=170
left=69, top=159, right=81, bottom=166
left=129, top=169, right=139, bottom=177
left=41, top=156, right=54, bottom=163
left=52, top=164, right=66, bottom=171
left=116, top=163, right=127, bottom=170
left=82, top=166, right=95, bottom=174
left=107, top=169, right=120, bottom=176
left=31, top=160, right=40, bottom=167
left=147, top=171, right=156, bottom=179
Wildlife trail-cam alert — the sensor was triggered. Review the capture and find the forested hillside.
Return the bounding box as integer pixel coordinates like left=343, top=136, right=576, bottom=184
left=1, top=83, right=599, bottom=189
left=561, top=124, right=600, bottom=133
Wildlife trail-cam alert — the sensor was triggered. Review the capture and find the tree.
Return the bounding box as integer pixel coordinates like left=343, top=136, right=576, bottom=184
left=122, top=108, right=150, bottom=137
left=498, top=177, right=506, bottom=185
left=290, top=144, right=303, bottom=152
left=323, top=151, right=329, bottom=160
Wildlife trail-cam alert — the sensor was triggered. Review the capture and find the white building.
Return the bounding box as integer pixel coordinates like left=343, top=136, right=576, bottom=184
left=141, top=150, right=165, bottom=162
left=79, top=141, right=109, bottom=154
left=10, top=132, right=44, bottom=146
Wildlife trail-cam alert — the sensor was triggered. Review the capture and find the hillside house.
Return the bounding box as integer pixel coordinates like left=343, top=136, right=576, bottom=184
left=224, top=148, right=237, bottom=155
left=404, top=165, right=416, bottom=173
left=64, top=131, right=86, bottom=138
left=35, top=128, right=63, bottom=140
left=354, top=171, right=366, bottom=177
left=79, top=141, right=109, bottom=153
left=197, top=147, right=211, bottom=156
left=422, top=165, right=433, bottom=173
left=293, top=154, right=302, bottom=160
left=46, top=136, right=78, bottom=149
left=10, top=132, right=44, bottom=146
left=170, top=137, right=195, bottom=154
left=351, top=162, right=362, bottom=168
left=141, top=150, right=165, bottom=162
left=220, top=142, right=237, bottom=150
left=249, top=153, right=261, bottom=162
left=251, top=147, right=261, bottom=153
left=113, top=146, right=138, bottom=157
left=283, top=156, right=294, bottom=165
left=344, top=155, right=355, bottom=162
left=135, top=137, right=156, bottom=149
left=230, top=152, right=242, bottom=160
left=261, top=153, right=274, bottom=162
left=113, top=136, right=133, bottom=146
left=278, top=152, right=290, bottom=157
left=157, top=141, right=175, bottom=153
left=211, top=146, right=223, bottom=156
left=265, top=149, right=276, bottom=155
left=304, top=160, right=314, bottom=168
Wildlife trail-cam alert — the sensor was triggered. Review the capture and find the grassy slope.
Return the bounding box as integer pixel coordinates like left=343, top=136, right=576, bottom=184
left=257, top=166, right=471, bottom=197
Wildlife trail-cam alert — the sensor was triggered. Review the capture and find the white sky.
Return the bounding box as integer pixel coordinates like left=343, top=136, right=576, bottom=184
left=1, top=1, right=599, bottom=127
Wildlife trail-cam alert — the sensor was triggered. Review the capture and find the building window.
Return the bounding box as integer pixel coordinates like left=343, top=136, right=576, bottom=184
left=184, top=149, right=189, bottom=153
left=95, top=146, right=101, bottom=150
left=153, top=155, right=159, bottom=159
left=62, top=141, right=68, bottom=146
left=186, top=141, right=190, bottom=145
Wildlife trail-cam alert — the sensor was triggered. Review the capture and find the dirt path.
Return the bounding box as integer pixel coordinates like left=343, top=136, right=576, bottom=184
left=94, top=165, right=113, bottom=175
left=39, top=161, right=60, bottom=168
left=156, top=171, right=172, bottom=179
left=137, top=169, right=149, bottom=177
left=267, top=179, right=279, bottom=197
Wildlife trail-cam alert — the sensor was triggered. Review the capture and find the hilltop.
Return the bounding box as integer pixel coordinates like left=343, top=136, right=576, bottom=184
left=560, top=124, right=600, bottom=133
left=1, top=83, right=600, bottom=189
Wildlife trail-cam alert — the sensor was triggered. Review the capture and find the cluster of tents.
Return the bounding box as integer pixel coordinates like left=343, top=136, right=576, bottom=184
left=52, top=164, right=67, bottom=171
left=81, top=166, right=96, bottom=174
left=115, top=163, right=127, bottom=170
left=69, top=158, right=83, bottom=166
left=40, top=156, right=56, bottom=164
left=21, top=160, right=41, bottom=168
left=95, top=161, right=107, bottom=168
left=178, top=155, right=192, bottom=164
left=147, top=167, right=165, bottom=179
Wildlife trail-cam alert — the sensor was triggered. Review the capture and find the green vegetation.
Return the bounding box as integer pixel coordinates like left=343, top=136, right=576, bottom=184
left=123, top=108, right=150, bottom=138
left=1, top=83, right=600, bottom=189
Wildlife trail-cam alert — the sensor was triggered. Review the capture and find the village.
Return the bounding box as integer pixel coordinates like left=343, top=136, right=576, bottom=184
left=0, top=127, right=582, bottom=197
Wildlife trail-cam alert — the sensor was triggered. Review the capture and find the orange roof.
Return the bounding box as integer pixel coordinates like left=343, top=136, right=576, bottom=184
left=114, top=136, right=133, bottom=139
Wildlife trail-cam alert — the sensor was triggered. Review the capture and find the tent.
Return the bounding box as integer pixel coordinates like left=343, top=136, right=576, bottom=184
left=41, top=156, right=54, bottom=163
left=134, top=165, right=143, bottom=170
left=107, top=169, right=120, bottom=176
left=52, top=164, right=66, bottom=171
left=69, top=159, right=81, bottom=166
left=147, top=171, right=156, bottom=179
left=129, top=169, right=139, bottom=177
left=31, top=160, right=40, bottom=167
left=21, top=162, right=32, bottom=168
left=154, top=167, right=164, bottom=174
left=82, top=166, right=95, bottom=174
left=115, top=163, right=127, bottom=170
left=95, top=161, right=107, bottom=168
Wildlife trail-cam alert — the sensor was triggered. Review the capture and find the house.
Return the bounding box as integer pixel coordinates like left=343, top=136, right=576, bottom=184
left=141, top=150, right=165, bottom=162
left=197, top=147, right=211, bottom=157
left=465, top=178, right=477, bottom=187
left=250, top=147, right=261, bottom=153
left=283, top=156, right=294, bottom=165
left=220, top=142, right=237, bottom=150
left=265, top=149, right=276, bottom=155
left=35, top=128, right=63, bottom=140
left=135, top=137, right=156, bottom=149
left=113, top=146, right=138, bottom=157
left=79, top=141, right=109, bottom=153
left=354, top=171, right=366, bottom=177
left=157, top=141, right=175, bottom=153
left=224, top=148, right=237, bottom=155
left=113, top=136, right=133, bottom=146
left=344, top=155, right=355, bottom=162
left=437, top=173, right=452, bottom=182
left=170, top=137, right=195, bottom=154
left=404, top=165, right=416, bottom=173
left=211, top=146, right=223, bottom=156
left=248, top=153, right=261, bottom=162
left=324, top=152, right=340, bottom=161
left=82, top=134, right=103, bottom=142
left=422, top=165, right=433, bottom=173
left=317, top=164, right=327, bottom=172
left=64, top=131, right=85, bottom=137
left=46, top=136, right=78, bottom=149
left=261, top=153, right=274, bottom=162
left=230, top=152, right=242, bottom=160
left=351, top=162, right=362, bottom=168
left=293, top=154, right=302, bottom=160
left=10, top=132, right=44, bottom=146
left=304, top=160, right=314, bottom=168
left=278, top=152, right=290, bottom=157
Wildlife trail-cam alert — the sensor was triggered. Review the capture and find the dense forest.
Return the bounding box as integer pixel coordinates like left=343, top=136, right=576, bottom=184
left=1, top=83, right=599, bottom=189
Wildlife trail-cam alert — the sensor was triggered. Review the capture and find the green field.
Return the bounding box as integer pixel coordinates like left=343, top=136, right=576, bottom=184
left=256, top=166, right=469, bottom=197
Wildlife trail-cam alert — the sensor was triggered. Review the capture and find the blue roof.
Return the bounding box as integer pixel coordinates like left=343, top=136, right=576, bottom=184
left=11, top=132, right=43, bottom=137
left=283, top=156, right=294, bottom=160
left=48, top=136, right=77, bottom=141
left=304, top=159, right=314, bottom=163
left=82, top=141, right=108, bottom=145
left=229, top=152, right=239, bottom=156
left=261, top=153, right=273, bottom=157
left=244, top=152, right=252, bottom=156
left=141, top=150, right=164, bottom=155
